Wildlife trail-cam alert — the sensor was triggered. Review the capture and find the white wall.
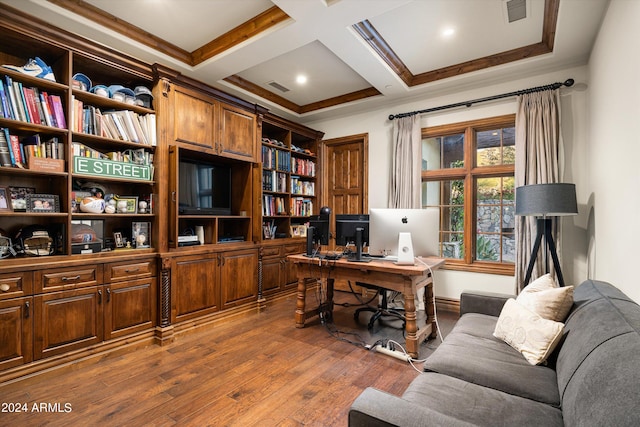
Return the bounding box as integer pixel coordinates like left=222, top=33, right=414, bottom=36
left=588, top=0, right=640, bottom=303
left=308, top=66, right=591, bottom=299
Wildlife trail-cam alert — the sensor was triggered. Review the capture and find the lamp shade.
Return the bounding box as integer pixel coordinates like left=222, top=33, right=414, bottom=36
left=515, top=183, right=578, bottom=216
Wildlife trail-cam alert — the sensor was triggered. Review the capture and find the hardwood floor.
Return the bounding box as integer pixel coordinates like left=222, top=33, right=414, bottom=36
left=0, top=289, right=457, bottom=426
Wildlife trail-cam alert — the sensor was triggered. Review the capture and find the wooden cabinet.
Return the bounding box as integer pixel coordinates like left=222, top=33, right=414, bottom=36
left=220, top=248, right=258, bottom=309
left=219, top=103, right=257, bottom=162
left=261, top=242, right=304, bottom=296
left=171, top=253, right=220, bottom=323
left=103, top=258, right=157, bottom=340
left=104, top=277, right=156, bottom=340
left=171, top=247, right=258, bottom=321
left=169, top=82, right=257, bottom=161
left=0, top=297, right=32, bottom=371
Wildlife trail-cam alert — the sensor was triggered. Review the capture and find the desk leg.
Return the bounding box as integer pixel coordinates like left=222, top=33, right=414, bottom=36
left=295, top=277, right=307, bottom=328
left=403, top=285, right=419, bottom=358
left=425, top=281, right=437, bottom=339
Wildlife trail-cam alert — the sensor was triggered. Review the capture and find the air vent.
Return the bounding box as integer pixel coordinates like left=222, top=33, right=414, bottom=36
left=506, top=0, right=526, bottom=23
left=267, top=81, right=290, bottom=93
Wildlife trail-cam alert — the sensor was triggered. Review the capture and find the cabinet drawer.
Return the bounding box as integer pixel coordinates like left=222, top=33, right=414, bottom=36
left=261, top=246, right=281, bottom=257
left=283, top=243, right=304, bottom=255
left=104, top=259, right=156, bottom=282
left=0, top=271, right=33, bottom=300
left=35, top=265, right=101, bottom=293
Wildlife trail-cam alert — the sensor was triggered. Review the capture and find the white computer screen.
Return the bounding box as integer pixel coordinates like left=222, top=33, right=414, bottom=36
left=368, top=208, right=439, bottom=257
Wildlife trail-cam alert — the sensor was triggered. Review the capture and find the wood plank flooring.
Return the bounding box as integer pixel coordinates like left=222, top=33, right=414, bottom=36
left=0, top=290, right=457, bottom=426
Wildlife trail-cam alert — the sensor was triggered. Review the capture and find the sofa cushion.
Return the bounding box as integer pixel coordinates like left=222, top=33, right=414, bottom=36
left=423, top=312, right=560, bottom=406
left=556, top=280, right=640, bottom=427
left=402, top=373, right=563, bottom=427
left=517, top=283, right=574, bottom=322
left=494, top=298, right=564, bottom=365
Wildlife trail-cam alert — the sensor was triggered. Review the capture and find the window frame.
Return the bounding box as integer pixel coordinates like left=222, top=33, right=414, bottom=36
left=421, top=114, right=515, bottom=275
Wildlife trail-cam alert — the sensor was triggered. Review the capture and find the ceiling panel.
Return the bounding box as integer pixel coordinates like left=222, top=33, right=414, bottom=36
left=369, top=0, right=544, bottom=74
left=234, top=40, right=372, bottom=105
left=85, top=0, right=275, bottom=52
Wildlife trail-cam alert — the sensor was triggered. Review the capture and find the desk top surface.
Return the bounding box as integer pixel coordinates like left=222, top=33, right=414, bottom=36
left=288, top=253, right=445, bottom=275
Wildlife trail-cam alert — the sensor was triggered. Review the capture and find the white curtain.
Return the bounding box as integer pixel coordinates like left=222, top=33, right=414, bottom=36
left=388, top=115, right=424, bottom=308
left=515, top=89, right=562, bottom=291
left=389, top=115, right=421, bottom=208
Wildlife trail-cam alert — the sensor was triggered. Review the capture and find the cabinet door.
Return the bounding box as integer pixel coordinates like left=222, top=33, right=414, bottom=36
left=283, top=243, right=305, bottom=287
left=218, top=103, right=257, bottom=162
left=220, top=249, right=258, bottom=309
left=104, top=277, right=157, bottom=341
left=172, top=254, right=219, bottom=323
left=34, top=287, right=103, bottom=360
left=261, top=256, right=283, bottom=294
left=172, top=85, right=217, bottom=151
left=0, top=297, right=33, bottom=371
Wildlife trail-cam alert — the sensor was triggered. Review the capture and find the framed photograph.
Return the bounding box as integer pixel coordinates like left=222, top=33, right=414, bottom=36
left=0, top=187, right=11, bottom=212
left=132, top=221, right=151, bottom=248
left=290, top=225, right=307, bottom=237
left=116, top=196, right=138, bottom=214
left=113, top=232, right=124, bottom=248
left=8, top=186, right=35, bottom=211
left=26, top=194, right=60, bottom=213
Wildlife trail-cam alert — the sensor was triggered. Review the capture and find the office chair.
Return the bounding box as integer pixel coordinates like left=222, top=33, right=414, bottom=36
left=354, top=282, right=405, bottom=330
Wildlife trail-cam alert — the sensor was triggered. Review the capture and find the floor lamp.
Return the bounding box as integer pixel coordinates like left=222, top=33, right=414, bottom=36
left=516, top=183, right=578, bottom=287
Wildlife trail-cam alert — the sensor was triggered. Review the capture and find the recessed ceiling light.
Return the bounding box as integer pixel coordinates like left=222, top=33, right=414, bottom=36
left=441, top=27, right=455, bottom=38
left=296, top=74, right=308, bottom=85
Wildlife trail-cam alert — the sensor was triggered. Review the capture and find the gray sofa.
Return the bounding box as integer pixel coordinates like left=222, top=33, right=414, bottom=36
left=349, top=280, right=640, bottom=426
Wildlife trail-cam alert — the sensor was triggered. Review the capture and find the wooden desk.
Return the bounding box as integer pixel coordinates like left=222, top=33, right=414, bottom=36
left=289, top=254, right=445, bottom=358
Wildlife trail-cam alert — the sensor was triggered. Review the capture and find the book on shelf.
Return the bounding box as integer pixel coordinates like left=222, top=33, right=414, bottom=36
left=48, top=94, right=66, bottom=129
left=0, top=128, right=13, bottom=167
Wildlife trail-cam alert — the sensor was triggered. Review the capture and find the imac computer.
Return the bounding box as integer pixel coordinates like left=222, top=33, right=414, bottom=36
left=335, top=214, right=369, bottom=262
left=369, top=208, right=439, bottom=263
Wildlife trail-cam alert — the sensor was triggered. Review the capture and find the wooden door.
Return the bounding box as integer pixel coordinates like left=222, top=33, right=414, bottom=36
left=172, top=85, right=217, bottom=152
left=104, top=277, right=157, bottom=340
left=172, top=254, right=220, bottom=323
left=0, top=297, right=33, bottom=370
left=220, top=248, right=258, bottom=309
left=322, top=133, right=368, bottom=235
left=218, top=103, right=257, bottom=162
left=34, top=287, right=103, bottom=360
left=322, top=134, right=368, bottom=291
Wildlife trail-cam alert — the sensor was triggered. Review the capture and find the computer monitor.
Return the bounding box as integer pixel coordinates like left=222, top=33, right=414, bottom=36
left=308, top=215, right=330, bottom=245
left=335, top=214, right=369, bottom=262
left=368, top=208, right=439, bottom=259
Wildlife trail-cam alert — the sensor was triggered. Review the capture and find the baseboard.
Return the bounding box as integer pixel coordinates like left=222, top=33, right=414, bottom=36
left=436, top=297, right=460, bottom=314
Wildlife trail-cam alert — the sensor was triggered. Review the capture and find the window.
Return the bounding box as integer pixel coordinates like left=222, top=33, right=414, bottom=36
left=421, top=115, right=515, bottom=274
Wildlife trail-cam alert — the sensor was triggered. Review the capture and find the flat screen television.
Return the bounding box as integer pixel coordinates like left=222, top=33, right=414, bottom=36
left=178, top=159, right=232, bottom=215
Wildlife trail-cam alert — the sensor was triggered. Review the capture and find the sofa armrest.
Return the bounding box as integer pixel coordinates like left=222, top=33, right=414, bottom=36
left=459, top=291, right=514, bottom=317
left=349, top=387, right=476, bottom=427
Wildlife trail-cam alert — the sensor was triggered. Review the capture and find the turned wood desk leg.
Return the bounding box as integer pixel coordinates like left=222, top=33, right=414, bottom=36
left=403, top=283, right=419, bottom=358
left=425, top=281, right=437, bottom=339
left=295, top=275, right=307, bottom=328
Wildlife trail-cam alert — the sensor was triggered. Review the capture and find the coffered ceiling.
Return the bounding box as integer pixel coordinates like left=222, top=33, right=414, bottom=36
left=0, top=0, right=608, bottom=123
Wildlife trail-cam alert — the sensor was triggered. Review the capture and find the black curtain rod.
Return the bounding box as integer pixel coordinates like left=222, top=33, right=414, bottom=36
left=388, top=78, right=574, bottom=120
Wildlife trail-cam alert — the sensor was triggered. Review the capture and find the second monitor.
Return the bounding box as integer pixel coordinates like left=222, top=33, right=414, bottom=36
left=335, top=214, right=369, bottom=262
left=368, top=208, right=439, bottom=260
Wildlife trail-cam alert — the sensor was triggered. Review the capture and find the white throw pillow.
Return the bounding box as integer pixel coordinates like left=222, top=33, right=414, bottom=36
left=494, top=298, right=564, bottom=365
left=518, top=274, right=574, bottom=322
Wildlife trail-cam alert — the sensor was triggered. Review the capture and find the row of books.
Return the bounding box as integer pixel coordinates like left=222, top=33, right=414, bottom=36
left=263, top=195, right=287, bottom=216
left=291, top=197, right=313, bottom=217
left=71, top=142, right=153, bottom=166
left=71, top=98, right=156, bottom=146
left=0, top=75, right=67, bottom=129
left=290, top=176, right=315, bottom=196
left=0, top=129, right=63, bottom=168
left=262, top=170, right=287, bottom=192
left=262, top=146, right=291, bottom=172
left=291, top=157, right=316, bottom=177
